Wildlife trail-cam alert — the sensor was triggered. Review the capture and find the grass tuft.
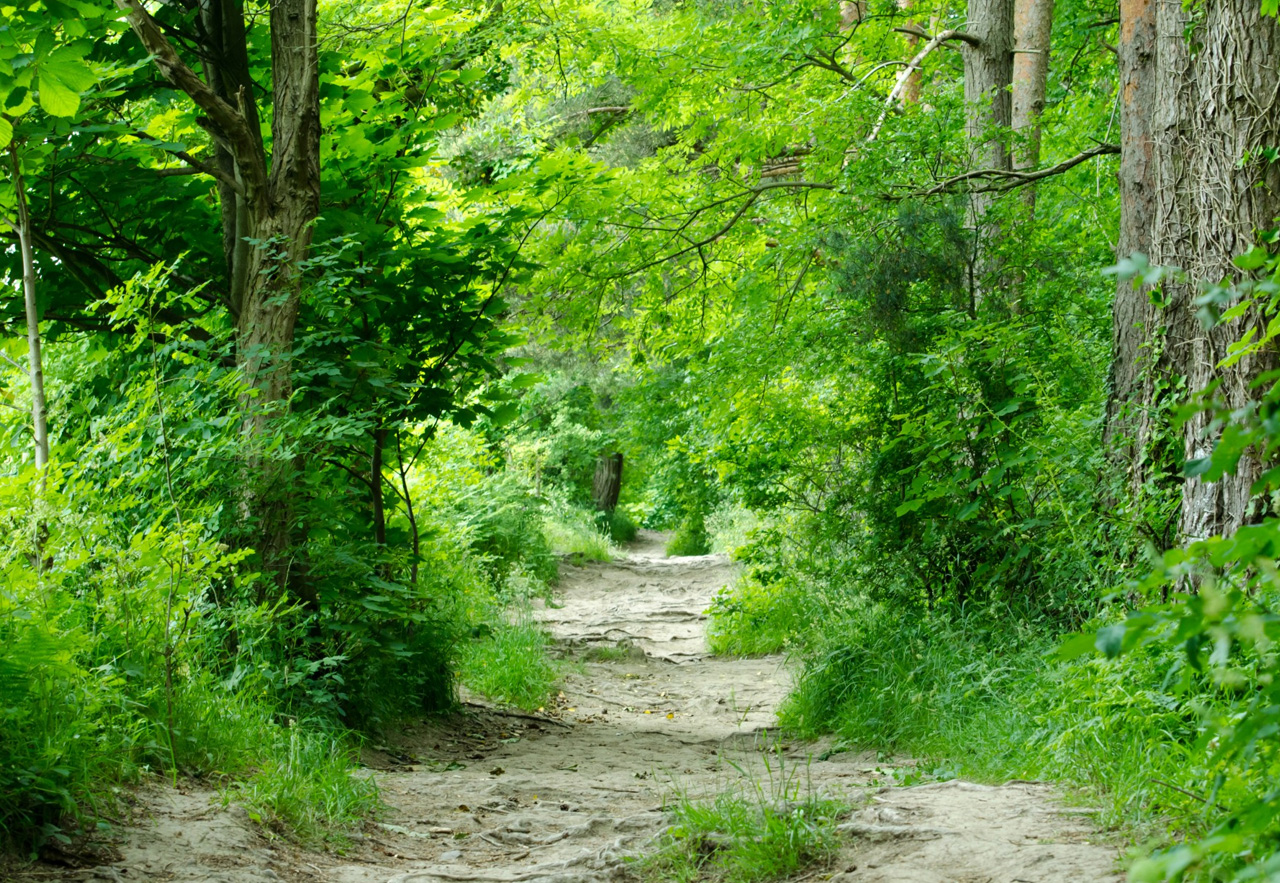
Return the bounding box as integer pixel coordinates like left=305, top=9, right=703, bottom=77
left=458, top=606, right=559, bottom=711
left=544, top=506, right=614, bottom=562
left=636, top=740, right=845, bottom=883
left=232, top=723, right=381, bottom=848
left=667, top=512, right=711, bottom=557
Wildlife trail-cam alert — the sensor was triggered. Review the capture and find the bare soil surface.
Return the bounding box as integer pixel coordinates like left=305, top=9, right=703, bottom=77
left=20, top=531, right=1125, bottom=883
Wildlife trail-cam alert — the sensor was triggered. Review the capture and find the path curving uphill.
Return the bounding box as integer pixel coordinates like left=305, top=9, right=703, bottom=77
left=38, top=531, right=1124, bottom=883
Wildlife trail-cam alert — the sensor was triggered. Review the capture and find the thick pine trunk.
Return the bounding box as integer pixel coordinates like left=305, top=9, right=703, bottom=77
left=1147, top=0, right=1280, bottom=541
left=963, top=0, right=1014, bottom=302
left=1104, top=0, right=1159, bottom=484
left=1010, top=0, right=1053, bottom=210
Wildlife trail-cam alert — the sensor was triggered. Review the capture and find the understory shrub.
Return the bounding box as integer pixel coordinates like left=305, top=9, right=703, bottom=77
left=706, top=572, right=808, bottom=657
left=775, top=598, right=1248, bottom=869
left=667, top=510, right=711, bottom=556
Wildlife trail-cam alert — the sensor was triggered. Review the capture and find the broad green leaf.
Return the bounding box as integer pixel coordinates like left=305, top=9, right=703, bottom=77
left=37, top=69, right=80, bottom=117
left=1095, top=624, right=1126, bottom=658
left=894, top=498, right=924, bottom=516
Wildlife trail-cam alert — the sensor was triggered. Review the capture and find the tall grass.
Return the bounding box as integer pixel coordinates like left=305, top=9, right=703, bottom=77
left=543, top=500, right=614, bottom=562
left=458, top=601, right=559, bottom=711
left=779, top=601, right=1222, bottom=852
left=233, top=723, right=380, bottom=847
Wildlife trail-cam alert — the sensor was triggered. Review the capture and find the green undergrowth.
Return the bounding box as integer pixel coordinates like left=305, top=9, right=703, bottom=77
left=775, top=601, right=1239, bottom=868
left=666, top=510, right=711, bottom=557
left=457, top=605, right=559, bottom=711
left=231, top=723, right=380, bottom=848
left=544, top=499, right=615, bottom=563
left=636, top=745, right=845, bottom=883
left=706, top=572, right=809, bottom=657
left=0, top=416, right=572, bottom=853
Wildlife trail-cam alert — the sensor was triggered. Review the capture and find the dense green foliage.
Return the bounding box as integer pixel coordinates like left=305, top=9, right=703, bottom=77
left=4, top=0, right=1280, bottom=877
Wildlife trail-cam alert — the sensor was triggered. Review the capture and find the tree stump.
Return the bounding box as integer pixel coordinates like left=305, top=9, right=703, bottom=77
left=592, top=452, right=624, bottom=512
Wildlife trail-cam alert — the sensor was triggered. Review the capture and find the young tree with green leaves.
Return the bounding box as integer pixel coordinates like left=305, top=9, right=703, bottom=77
left=1, top=7, right=101, bottom=474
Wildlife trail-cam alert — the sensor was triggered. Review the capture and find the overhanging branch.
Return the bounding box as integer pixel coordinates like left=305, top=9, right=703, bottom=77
left=127, top=130, right=245, bottom=195
left=881, top=143, right=1120, bottom=200
left=868, top=29, right=981, bottom=142
left=597, top=180, right=837, bottom=279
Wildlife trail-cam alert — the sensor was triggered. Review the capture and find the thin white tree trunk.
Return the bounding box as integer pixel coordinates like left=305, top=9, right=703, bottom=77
left=7, top=145, right=48, bottom=475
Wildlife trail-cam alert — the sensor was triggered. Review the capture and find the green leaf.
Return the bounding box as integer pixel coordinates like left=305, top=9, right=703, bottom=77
left=1234, top=246, right=1270, bottom=270
left=1095, top=624, right=1126, bottom=658
left=895, top=498, right=924, bottom=516
left=37, top=71, right=79, bottom=117
left=0, top=116, right=11, bottom=150
left=1183, top=456, right=1212, bottom=478
left=1056, top=631, right=1099, bottom=661
left=37, top=57, right=96, bottom=117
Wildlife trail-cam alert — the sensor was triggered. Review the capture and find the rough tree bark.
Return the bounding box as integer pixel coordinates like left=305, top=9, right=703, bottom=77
left=1104, top=0, right=1158, bottom=486
left=1146, top=0, right=1280, bottom=541
left=116, top=0, right=320, bottom=599
left=1010, top=0, right=1053, bottom=211
left=592, top=453, right=624, bottom=513
left=962, top=0, right=1015, bottom=304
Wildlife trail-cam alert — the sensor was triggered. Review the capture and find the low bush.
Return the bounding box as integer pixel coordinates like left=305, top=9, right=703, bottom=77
left=705, top=573, right=807, bottom=657
left=667, top=511, right=711, bottom=557
left=457, top=605, right=558, bottom=710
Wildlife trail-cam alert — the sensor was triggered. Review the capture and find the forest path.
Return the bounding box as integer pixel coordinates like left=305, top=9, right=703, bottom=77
left=46, top=532, right=1124, bottom=883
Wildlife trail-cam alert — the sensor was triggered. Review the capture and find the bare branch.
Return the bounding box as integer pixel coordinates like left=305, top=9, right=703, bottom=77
left=868, top=30, right=980, bottom=142
left=597, top=181, right=837, bottom=279
left=893, top=24, right=983, bottom=47
left=127, top=131, right=246, bottom=194
left=882, top=143, right=1120, bottom=200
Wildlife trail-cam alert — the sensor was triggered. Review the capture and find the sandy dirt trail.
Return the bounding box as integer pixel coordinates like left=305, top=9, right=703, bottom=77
left=29, top=532, right=1125, bottom=883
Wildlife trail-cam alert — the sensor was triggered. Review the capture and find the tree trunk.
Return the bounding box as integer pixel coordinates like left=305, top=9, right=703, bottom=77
left=119, top=0, right=321, bottom=597
left=1010, top=0, right=1053, bottom=210
left=371, top=425, right=387, bottom=548
left=592, top=453, right=624, bottom=513
left=197, top=0, right=264, bottom=320
left=1104, top=0, right=1159, bottom=486
left=963, top=0, right=1014, bottom=302
left=7, top=146, right=48, bottom=475
left=236, top=0, right=320, bottom=596
left=1148, top=0, right=1280, bottom=541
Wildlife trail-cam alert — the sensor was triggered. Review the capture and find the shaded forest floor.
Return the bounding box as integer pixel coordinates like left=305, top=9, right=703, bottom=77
left=19, top=533, right=1126, bottom=883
